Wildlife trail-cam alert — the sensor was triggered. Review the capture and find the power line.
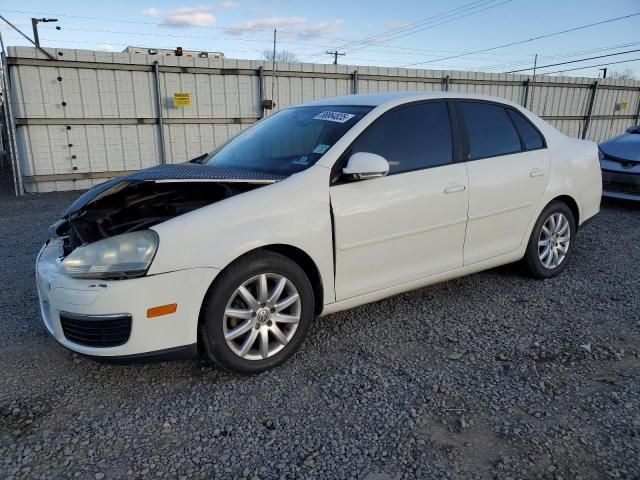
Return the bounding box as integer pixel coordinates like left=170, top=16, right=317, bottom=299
left=2, top=5, right=528, bottom=60
left=2, top=27, right=538, bottom=66
left=1, top=34, right=491, bottom=68
left=302, top=0, right=510, bottom=62
left=326, top=0, right=496, bottom=52
left=13, top=9, right=538, bottom=60
left=2, top=8, right=333, bottom=38
left=342, top=0, right=513, bottom=56
left=478, top=41, right=640, bottom=71
left=38, top=25, right=532, bottom=61
left=542, top=57, right=640, bottom=76
left=504, top=48, right=640, bottom=73
left=400, top=11, right=640, bottom=68
left=0, top=35, right=276, bottom=55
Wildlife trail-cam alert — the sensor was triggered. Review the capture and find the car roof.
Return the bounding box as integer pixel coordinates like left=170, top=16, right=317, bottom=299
left=298, top=91, right=523, bottom=109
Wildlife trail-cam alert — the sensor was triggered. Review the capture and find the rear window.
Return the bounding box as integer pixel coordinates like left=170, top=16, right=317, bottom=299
left=507, top=109, right=545, bottom=150
left=459, top=102, right=522, bottom=160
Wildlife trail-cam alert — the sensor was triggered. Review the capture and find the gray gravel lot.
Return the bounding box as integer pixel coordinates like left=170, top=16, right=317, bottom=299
left=1, top=190, right=639, bottom=480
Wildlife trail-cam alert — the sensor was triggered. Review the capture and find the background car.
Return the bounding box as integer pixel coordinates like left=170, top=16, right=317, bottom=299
left=599, top=125, right=640, bottom=200
left=36, top=92, right=602, bottom=373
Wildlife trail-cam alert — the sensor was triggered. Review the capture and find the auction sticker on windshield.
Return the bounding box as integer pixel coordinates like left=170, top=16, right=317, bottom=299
left=312, top=144, right=331, bottom=154
left=313, top=111, right=356, bottom=123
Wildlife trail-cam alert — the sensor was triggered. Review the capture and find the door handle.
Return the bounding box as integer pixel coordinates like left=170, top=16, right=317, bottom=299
left=530, top=167, right=545, bottom=177
left=444, top=184, right=466, bottom=194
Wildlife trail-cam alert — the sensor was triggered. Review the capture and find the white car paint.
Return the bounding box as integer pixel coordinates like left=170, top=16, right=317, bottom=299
left=36, top=91, right=602, bottom=358
left=331, top=162, right=469, bottom=299
left=464, top=148, right=551, bottom=264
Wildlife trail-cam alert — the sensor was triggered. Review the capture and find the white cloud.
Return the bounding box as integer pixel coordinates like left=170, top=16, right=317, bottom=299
left=163, top=6, right=216, bottom=26
left=228, top=16, right=343, bottom=37
left=96, top=43, right=115, bottom=52
left=218, top=0, right=239, bottom=8
left=142, top=7, right=161, bottom=17
left=143, top=6, right=216, bottom=26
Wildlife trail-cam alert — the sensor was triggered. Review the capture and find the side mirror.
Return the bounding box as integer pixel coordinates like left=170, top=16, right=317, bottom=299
left=625, top=125, right=640, bottom=134
left=342, top=152, right=389, bottom=181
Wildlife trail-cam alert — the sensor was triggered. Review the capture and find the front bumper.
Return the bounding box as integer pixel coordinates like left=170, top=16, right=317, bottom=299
left=601, top=167, right=640, bottom=201
left=36, top=238, right=220, bottom=357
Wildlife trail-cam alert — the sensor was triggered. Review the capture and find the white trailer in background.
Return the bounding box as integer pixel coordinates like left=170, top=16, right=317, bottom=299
left=123, top=46, right=224, bottom=59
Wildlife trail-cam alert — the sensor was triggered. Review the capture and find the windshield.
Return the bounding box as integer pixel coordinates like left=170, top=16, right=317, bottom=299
left=205, top=105, right=372, bottom=176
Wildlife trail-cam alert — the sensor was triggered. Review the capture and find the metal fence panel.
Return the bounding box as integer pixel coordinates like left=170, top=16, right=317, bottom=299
left=5, top=46, right=640, bottom=192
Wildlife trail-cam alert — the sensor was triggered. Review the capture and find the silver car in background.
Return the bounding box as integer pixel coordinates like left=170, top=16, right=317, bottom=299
left=599, top=125, right=640, bottom=200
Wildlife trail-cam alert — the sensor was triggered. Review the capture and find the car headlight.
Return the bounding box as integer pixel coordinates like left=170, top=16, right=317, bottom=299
left=60, top=230, right=159, bottom=279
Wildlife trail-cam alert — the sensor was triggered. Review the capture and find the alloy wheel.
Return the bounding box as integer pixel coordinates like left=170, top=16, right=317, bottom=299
left=538, top=212, right=571, bottom=269
left=223, top=273, right=301, bottom=361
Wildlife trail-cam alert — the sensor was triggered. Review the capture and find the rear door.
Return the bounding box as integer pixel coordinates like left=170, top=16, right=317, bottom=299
left=330, top=101, right=469, bottom=300
left=456, top=101, right=550, bottom=265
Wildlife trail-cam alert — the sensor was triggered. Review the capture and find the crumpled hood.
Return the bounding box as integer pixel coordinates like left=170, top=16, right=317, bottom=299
left=64, top=163, right=284, bottom=217
left=600, top=133, right=640, bottom=162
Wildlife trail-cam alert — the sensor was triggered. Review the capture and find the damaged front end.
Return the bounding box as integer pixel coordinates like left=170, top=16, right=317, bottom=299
left=54, top=164, right=283, bottom=258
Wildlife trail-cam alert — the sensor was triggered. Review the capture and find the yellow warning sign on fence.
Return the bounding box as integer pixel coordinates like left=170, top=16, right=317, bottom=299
left=173, top=92, right=191, bottom=107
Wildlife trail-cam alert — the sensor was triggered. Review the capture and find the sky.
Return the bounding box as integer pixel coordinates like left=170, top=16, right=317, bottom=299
left=1, top=0, right=639, bottom=78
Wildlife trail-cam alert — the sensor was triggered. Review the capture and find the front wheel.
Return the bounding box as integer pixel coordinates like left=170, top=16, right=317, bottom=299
left=522, top=201, right=576, bottom=278
left=199, top=251, right=314, bottom=373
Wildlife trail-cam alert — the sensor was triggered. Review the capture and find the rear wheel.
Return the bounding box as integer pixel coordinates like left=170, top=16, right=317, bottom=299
left=523, top=201, right=576, bottom=278
left=199, top=251, right=314, bottom=373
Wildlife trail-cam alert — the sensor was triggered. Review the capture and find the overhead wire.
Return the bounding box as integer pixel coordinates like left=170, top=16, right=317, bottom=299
left=301, top=0, right=512, bottom=62
left=306, top=0, right=498, bottom=55
left=40, top=25, right=529, bottom=61
left=6, top=4, right=567, bottom=65
left=2, top=34, right=495, bottom=69
left=399, top=11, right=640, bottom=67
left=504, top=48, right=640, bottom=73
left=542, top=57, right=640, bottom=76
left=339, top=0, right=513, bottom=57
left=34, top=23, right=533, bottom=60
left=4, top=7, right=639, bottom=77
left=1, top=8, right=348, bottom=40
left=477, top=41, right=640, bottom=71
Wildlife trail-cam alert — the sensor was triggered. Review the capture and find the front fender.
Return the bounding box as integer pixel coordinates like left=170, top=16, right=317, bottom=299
left=149, top=166, right=335, bottom=305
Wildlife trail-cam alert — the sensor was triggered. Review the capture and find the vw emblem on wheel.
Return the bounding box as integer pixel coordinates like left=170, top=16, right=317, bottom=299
left=256, top=308, right=270, bottom=324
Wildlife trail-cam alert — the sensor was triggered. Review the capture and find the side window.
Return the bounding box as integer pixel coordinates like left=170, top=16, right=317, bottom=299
left=349, top=102, right=453, bottom=174
left=507, top=109, right=545, bottom=150
left=459, top=102, right=522, bottom=160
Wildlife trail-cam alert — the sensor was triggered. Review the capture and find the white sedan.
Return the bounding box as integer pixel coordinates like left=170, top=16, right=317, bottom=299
left=36, top=91, right=602, bottom=372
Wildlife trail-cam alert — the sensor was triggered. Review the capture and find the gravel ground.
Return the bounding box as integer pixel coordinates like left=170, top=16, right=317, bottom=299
left=0, top=190, right=638, bottom=480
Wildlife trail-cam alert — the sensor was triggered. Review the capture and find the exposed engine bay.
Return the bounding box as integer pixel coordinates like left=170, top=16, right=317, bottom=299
left=53, top=164, right=282, bottom=257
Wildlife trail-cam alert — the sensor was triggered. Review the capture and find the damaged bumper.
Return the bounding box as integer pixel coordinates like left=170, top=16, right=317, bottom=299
left=36, top=238, right=219, bottom=358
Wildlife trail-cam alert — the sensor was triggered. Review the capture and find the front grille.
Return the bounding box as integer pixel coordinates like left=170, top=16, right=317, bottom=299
left=60, top=312, right=132, bottom=347
left=603, top=181, right=640, bottom=196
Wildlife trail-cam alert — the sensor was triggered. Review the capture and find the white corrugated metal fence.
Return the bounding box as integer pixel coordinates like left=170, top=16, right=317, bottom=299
left=4, top=46, right=640, bottom=193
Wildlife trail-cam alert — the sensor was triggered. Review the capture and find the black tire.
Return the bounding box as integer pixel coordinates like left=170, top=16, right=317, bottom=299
left=199, top=250, right=314, bottom=373
left=522, top=200, right=576, bottom=279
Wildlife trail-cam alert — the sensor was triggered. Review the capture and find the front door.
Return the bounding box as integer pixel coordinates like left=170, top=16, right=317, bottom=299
left=330, top=101, right=469, bottom=301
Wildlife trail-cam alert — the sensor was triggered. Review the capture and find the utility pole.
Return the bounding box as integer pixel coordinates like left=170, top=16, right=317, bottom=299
left=326, top=50, right=345, bottom=65
left=31, top=17, right=58, bottom=47
left=599, top=67, right=607, bottom=78
left=530, top=53, right=538, bottom=110
left=0, top=15, right=56, bottom=60
left=271, top=29, right=277, bottom=108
